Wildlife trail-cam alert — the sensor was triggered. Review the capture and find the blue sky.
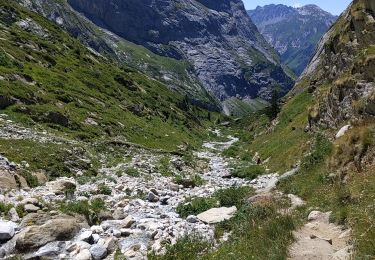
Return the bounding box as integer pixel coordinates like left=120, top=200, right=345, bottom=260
left=242, top=0, right=352, bottom=15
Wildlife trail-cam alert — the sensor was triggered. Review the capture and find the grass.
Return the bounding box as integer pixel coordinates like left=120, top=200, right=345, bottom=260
left=157, top=156, right=173, bottom=176
left=125, top=167, right=140, bottom=177
left=58, top=198, right=106, bottom=225
left=176, top=187, right=254, bottom=218
left=230, top=164, right=266, bottom=180
left=153, top=187, right=297, bottom=260
left=174, top=174, right=205, bottom=188
left=96, top=183, right=112, bottom=195
left=176, top=197, right=218, bottom=218
left=0, top=1, right=221, bottom=152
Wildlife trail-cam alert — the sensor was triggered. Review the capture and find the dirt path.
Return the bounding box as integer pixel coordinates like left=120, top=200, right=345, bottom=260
left=288, top=211, right=352, bottom=260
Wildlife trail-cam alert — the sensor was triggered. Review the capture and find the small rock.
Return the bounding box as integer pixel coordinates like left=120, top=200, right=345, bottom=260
left=78, top=230, right=93, bottom=243
left=8, top=207, right=20, bottom=222
left=112, top=229, right=121, bottom=238
left=186, top=215, right=199, bottom=223
left=90, top=244, right=107, bottom=260
left=335, top=125, right=350, bottom=139
left=123, top=216, right=135, bottom=228
left=307, top=211, right=323, bottom=221
left=147, top=192, right=159, bottom=202
left=24, top=204, right=40, bottom=213
left=92, top=234, right=100, bottom=243
left=74, top=249, right=91, bottom=260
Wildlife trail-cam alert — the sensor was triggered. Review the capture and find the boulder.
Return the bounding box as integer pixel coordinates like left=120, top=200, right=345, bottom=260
left=0, top=221, right=16, bottom=241
left=46, top=177, right=76, bottom=195
left=24, top=204, right=40, bottom=213
left=0, top=170, right=17, bottom=190
left=16, top=217, right=82, bottom=251
left=90, top=244, right=107, bottom=260
left=32, top=171, right=48, bottom=185
left=197, top=206, right=237, bottom=224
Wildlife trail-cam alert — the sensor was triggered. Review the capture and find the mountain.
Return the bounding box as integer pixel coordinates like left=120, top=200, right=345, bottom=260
left=248, top=4, right=337, bottom=75
left=0, top=0, right=218, bottom=151
left=17, top=0, right=294, bottom=104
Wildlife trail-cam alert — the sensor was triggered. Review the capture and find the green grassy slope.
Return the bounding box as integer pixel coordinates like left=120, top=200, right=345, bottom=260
left=0, top=0, right=220, bottom=151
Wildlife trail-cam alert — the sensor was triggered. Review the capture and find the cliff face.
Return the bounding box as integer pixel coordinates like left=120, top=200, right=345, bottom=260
left=248, top=4, right=337, bottom=75
left=299, top=0, right=375, bottom=129
left=66, top=0, right=294, bottom=100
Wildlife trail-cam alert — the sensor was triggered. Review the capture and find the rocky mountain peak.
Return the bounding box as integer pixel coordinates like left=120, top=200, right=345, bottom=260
left=248, top=4, right=337, bottom=75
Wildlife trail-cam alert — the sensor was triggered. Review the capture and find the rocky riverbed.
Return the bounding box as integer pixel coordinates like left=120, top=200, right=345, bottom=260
left=0, top=127, right=285, bottom=259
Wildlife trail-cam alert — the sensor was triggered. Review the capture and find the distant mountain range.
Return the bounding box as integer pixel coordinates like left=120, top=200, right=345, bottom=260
left=248, top=4, right=337, bottom=75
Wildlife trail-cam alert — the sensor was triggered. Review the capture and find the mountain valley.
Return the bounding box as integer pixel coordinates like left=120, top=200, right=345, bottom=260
left=0, top=0, right=374, bottom=259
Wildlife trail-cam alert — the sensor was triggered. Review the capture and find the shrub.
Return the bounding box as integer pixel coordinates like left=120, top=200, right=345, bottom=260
left=157, top=156, right=172, bottom=176
left=125, top=167, right=140, bottom=177
left=214, top=186, right=254, bottom=208
left=59, top=198, right=106, bottom=225
left=231, top=164, right=265, bottom=179
left=0, top=202, right=13, bottom=215
left=97, top=183, right=112, bottom=195
left=176, top=197, right=217, bottom=218
left=174, top=174, right=205, bottom=188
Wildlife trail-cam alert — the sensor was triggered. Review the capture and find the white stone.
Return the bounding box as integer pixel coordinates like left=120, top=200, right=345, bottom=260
left=78, top=230, right=93, bottom=243
left=0, top=221, right=15, bottom=241
left=335, top=125, right=351, bottom=139
left=197, top=206, right=237, bottom=224
left=74, top=249, right=91, bottom=260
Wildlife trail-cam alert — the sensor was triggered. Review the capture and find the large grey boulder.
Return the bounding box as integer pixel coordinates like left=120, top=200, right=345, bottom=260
left=16, top=217, right=82, bottom=251
left=197, top=206, right=237, bottom=224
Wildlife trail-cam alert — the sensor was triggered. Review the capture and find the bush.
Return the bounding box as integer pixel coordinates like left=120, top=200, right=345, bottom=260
left=174, top=174, right=205, bottom=188
left=214, top=186, right=254, bottom=208
left=302, top=134, right=332, bottom=170
left=231, top=164, right=265, bottom=180
left=0, top=202, right=13, bottom=215
left=157, top=156, right=172, bottom=176
left=176, top=197, right=217, bottom=218
left=125, top=167, right=140, bottom=177
left=97, top=183, right=112, bottom=195
left=59, top=198, right=106, bottom=225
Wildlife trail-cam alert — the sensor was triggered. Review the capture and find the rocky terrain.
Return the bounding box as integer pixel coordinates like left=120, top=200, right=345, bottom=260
left=0, top=119, right=310, bottom=259
left=248, top=4, right=337, bottom=75
left=19, top=0, right=294, bottom=104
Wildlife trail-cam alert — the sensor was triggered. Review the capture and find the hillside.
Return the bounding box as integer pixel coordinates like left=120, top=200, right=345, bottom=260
left=0, top=0, right=218, bottom=150
left=231, top=0, right=375, bottom=257
left=248, top=4, right=337, bottom=75
left=21, top=0, right=294, bottom=103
